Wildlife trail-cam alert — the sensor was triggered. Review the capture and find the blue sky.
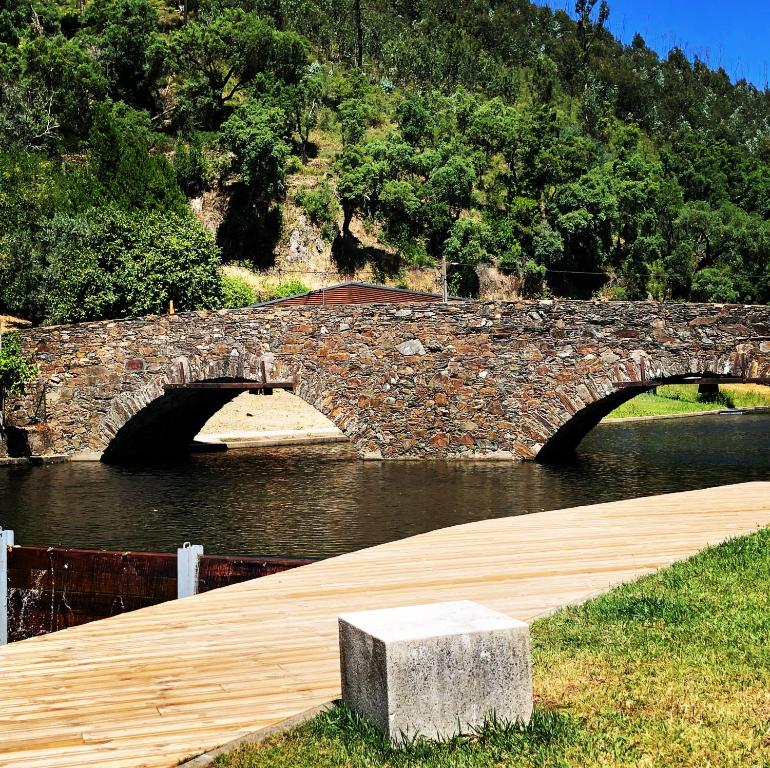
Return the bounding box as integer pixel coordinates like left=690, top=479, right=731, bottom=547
left=533, top=1, right=770, bottom=88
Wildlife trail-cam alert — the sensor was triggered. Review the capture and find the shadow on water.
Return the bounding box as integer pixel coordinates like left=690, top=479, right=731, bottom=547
left=1, top=414, right=769, bottom=558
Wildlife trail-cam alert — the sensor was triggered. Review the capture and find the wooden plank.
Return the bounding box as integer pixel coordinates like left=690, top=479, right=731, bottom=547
left=163, top=383, right=293, bottom=391
left=0, top=483, right=768, bottom=768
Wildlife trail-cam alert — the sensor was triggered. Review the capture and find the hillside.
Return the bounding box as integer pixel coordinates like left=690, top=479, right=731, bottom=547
left=2, top=0, right=770, bottom=324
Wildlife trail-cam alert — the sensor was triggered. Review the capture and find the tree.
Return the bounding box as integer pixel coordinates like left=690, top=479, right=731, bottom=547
left=0, top=330, right=37, bottom=441
left=19, top=34, right=108, bottom=138
left=353, top=0, right=362, bottom=66
left=42, top=207, right=223, bottom=324
left=0, top=333, right=36, bottom=398
left=552, top=164, right=617, bottom=272
left=171, top=10, right=307, bottom=130
left=287, top=73, right=323, bottom=162
left=219, top=98, right=290, bottom=205
left=575, top=0, right=609, bottom=68
left=0, top=0, right=58, bottom=46
left=336, top=141, right=386, bottom=237
left=82, top=0, right=165, bottom=110
left=88, top=100, right=186, bottom=213
left=338, top=97, right=367, bottom=147
left=0, top=78, right=59, bottom=152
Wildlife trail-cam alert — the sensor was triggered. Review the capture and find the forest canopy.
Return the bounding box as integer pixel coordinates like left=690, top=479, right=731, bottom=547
left=2, top=0, right=770, bottom=323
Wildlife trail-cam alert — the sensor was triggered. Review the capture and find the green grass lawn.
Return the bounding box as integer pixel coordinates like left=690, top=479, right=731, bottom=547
left=213, top=529, right=770, bottom=768
left=606, top=383, right=770, bottom=419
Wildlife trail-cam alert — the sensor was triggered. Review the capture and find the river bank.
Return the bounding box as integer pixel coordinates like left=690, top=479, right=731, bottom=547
left=604, top=383, right=770, bottom=420
left=213, top=526, right=770, bottom=768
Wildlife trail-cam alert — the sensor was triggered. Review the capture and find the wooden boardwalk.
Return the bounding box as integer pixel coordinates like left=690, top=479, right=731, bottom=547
left=1, top=481, right=769, bottom=768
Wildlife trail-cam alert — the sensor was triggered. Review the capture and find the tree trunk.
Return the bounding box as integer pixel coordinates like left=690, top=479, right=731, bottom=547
left=354, top=0, right=363, bottom=67
left=698, top=381, right=720, bottom=402
left=342, top=205, right=354, bottom=237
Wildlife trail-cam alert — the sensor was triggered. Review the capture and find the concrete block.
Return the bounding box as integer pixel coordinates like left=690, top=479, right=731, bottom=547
left=339, top=600, right=532, bottom=741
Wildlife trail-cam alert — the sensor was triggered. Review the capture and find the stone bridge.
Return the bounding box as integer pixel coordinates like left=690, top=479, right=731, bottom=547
left=5, top=300, right=770, bottom=463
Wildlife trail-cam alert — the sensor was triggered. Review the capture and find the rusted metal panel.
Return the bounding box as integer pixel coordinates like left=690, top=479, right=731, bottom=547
left=6, top=546, right=313, bottom=642
left=256, top=282, right=445, bottom=308
left=198, top=555, right=314, bottom=592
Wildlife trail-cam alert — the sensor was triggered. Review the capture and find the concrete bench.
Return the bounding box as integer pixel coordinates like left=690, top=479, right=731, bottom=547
left=339, top=600, right=532, bottom=741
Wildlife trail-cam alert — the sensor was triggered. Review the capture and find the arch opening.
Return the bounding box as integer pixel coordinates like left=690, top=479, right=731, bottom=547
left=535, top=372, right=739, bottom=463
left=194, top=388, right=346, bottom=451
left=102, top=378, right=250, bottom=463
left=101, top=378, right=349, bottom=464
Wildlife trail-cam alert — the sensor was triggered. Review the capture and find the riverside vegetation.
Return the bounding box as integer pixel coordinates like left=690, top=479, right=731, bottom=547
left=606, top=383, right=770, bottom=419
left=3, top=0, right=770, bottom=325
left=213, top=528, right=770, bottom=768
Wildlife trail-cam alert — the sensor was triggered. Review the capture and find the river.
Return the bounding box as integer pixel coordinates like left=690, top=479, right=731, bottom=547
left=1, top=413, right=768, bottom=557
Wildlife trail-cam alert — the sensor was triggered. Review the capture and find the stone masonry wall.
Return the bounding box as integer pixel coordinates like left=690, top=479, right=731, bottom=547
left=7, top=300, right=770, bottom=460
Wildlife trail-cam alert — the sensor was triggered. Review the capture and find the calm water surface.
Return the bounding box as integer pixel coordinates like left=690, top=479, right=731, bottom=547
left=1, top=414, right=769, bottom=557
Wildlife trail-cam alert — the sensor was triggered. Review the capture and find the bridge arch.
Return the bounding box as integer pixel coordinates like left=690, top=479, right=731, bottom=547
left=534, top=349, right=748, bottom=462
left=100, top=352, right=358, bottom=463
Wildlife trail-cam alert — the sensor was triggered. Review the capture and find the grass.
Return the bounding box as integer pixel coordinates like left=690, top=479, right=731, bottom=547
left=213, top=529, right=770, bottom=767
left=606, top=383, right=770, bottom=419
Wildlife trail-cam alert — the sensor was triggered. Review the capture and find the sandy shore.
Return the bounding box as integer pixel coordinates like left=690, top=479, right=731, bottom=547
left=196, top=390, right=345, bottom=447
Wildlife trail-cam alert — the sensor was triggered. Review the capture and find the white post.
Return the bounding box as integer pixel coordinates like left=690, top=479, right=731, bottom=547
left=1, top=529, right=14, bottom=646
left=441, top=253, right=448, bottom=303
left=177, top=542, right=203, bottom=599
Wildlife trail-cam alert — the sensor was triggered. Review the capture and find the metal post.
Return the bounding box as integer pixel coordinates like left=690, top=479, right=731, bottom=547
left=1, top=529, right=14, bottom=645
left=441, top=253, right=448, bottom=303
left=177, top=542, right=203, bottom=599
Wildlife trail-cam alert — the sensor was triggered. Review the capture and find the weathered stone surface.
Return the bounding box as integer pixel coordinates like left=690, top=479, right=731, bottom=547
left=396, top=339, right=426, bottom=356
left=339, top=600, right=532, bottom=740
left=6, top=300, right=770, bottom=461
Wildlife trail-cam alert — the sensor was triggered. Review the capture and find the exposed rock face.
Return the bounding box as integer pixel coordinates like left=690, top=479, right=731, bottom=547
left=285, top=214, right=327, bottom=264
left=7, top=301, right=770, bottom=461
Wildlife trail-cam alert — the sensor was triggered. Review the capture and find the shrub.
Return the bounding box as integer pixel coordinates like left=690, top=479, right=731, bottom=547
left=174, top=134, right=209, bottom=197
left=220, top=273, right=256, bottom=308
left=42, top=207, right=223, bottom=323
left=0, top=333, right=37, bottom=397
left=295, top=182, right=340, bottom=242
left=266, top=279, right=309, bottom=299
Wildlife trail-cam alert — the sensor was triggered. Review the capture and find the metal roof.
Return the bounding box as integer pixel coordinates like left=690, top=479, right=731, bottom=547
left=252, top=281, right=452, bottom=307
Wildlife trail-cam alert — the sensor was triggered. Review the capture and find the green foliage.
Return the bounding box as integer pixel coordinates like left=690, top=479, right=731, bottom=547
left=171, top=10, right=307, bottom=130
left=3, top=0, right=770, bottom=314
left=338, top=97, right=366, bottom=147
left=220, top=273, right=256, bottom=308
left=89, top=101, right=187, bottom=212
left=40, top=207, right=223, bottom=324
left=691, top=267, right=741, bottom=304
left=266, top=279, right=309, bottom=299
left=286, top=73, right=323, bottom=162
left=0, top=333, right=36, bottom=397
left=15, top=33, right=108, bottom=140
left=82, top=0, right=165, bottom=109
left=173, top=133, right=209, bottom=197
left=219, top=99, right=290, bottom=202
left=295, top=182, right=339, bottom=241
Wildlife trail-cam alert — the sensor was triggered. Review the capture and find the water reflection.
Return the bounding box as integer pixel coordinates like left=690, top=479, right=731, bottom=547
left=1, top=414, right=768, bottom=557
